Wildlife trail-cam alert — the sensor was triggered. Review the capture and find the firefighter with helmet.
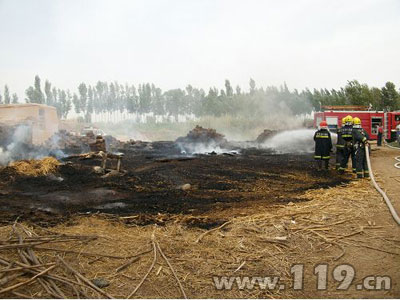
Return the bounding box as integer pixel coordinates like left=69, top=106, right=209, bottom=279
left=314, top=120, right=332, bottom=170
left=335, top=117, right=346, bottom=170
left=339, top=115, right=356, bottom=174
left=352, top=117, right=370, bottom=178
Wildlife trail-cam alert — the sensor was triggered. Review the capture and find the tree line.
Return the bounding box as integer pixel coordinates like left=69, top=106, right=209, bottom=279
left=0, top=76, right=399, bottom=122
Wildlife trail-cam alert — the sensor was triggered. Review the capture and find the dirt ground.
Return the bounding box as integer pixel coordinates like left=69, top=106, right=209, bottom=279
left=369, top=146, right=400, bottom=214
left=0, top=143, right=399, bottom=298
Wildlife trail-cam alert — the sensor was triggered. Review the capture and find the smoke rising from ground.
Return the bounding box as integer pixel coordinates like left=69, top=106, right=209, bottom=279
left=177, top=141, right=233, bottom=155
left=0, top=125, right=65, bottom=165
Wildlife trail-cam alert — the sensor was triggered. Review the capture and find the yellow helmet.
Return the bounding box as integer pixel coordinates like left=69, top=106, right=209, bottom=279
left=341, top=117, right=346, bottom=125
left=344, top=115, right=353, bottom=125
left=353, top=117, right=361, bottom=126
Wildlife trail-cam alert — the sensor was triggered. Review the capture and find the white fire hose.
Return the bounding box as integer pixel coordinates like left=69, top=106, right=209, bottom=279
left=382, top=140, right=400, bottom=168
left=395, top=156, right=400, bottom=169
left=384, top=141, right=400, bottom=150
left=365, top=145, right=400, bottom=225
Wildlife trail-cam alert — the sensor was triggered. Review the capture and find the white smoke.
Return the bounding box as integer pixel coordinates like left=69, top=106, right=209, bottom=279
left=0, top=125, right=66, bottom=165
left=0, top=124, right=32, bottom=165
left=261, top=129, right=337, bottom=154
left=177, top=141, right=234, bottom=155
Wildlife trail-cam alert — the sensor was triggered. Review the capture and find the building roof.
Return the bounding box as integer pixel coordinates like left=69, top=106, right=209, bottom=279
left=0, top=103, right=56, bottom=110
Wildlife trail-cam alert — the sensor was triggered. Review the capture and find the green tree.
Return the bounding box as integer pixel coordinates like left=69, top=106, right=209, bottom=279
left=34, top=75, right=44, bottom=103
left=78, top=83, right=88, bottom=116
left=25, top=87, right=35, bottom=103
left=44, top=80, right=53, bottom=106
left=249, top=78, right=256, bottom=95
left=370, top=87, right=382, bottom=110
left=225, top=79, right=233, bottom=97
left=3, top=85, right=10, bottom=104
left=87, top=86, right=94, bottom=116
left=72, top=93, right=80, bottom=114
left=235, top=85, right=241, bottom=95
left=11, top=93, right=18, bottom=104
left=381, top=82, right=399, bottom=110
left=344, top=80, right=372, bottom=106
left=59, top=90, right=72, bottom=119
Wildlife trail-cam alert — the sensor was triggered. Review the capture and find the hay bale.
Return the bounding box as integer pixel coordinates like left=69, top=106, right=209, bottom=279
left=255, top=129, right=278, bottom=143
left=176, top=125, right=226, bottom=144
left=9, top=157, right=60, bottom=177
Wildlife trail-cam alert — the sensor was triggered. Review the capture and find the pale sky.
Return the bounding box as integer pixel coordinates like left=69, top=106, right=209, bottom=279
left=1, top=0, right=400, bottom=99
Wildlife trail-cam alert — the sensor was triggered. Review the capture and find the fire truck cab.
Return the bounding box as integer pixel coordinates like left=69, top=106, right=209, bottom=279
left=314, top=106, right=400, bottom=141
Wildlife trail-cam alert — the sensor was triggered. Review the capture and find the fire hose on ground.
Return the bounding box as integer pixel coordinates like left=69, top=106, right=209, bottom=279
left=365, top=145, right=400, bottom=225
left=382, top=140, right=400, bottom=168
left=395, top=156, right=400, bottom=169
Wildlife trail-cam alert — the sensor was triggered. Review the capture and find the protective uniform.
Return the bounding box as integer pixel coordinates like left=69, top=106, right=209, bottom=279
left=352, top=117, right=370, bottom=178
left=339, top=115, right=355, bottom=173
left=335, top=118, right=346, bottom=170
left=314, top=121, right=332, bottom=170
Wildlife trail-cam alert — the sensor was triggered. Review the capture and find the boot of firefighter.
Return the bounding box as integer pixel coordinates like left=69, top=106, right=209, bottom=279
left=324, top=159, right=329, bottom=170
left=351, top=150, right=356, bottom=173
left=316, top=160, right=322, bottom=171
left=355, top=149, right=364, bottom=179
left=335, top=149, right=342, bottom=170
left=339, top=148, right=350, bottom=173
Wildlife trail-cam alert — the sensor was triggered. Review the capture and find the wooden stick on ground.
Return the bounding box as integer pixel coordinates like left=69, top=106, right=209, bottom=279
left=0, top=263, right=55, bottom=273
left=195, top=220, right=233, bottom=243
left=0, top=265, right=56, bottom=295
left=115, top=249, right=152, bottom=273
left=12, top=291, right=33, bottom=299
left=115, top=257, right=140, bottom=273
left=343, top=242, right=400, bottom=256
left=127, top=237, right=157, bottom=298
left=155, top=241, right=187, bottom=299
left=58, top=256, right=114, bottom=299
left=0, top=241, right=46, bottom=250
left=35, top=246, right=133, bottom=259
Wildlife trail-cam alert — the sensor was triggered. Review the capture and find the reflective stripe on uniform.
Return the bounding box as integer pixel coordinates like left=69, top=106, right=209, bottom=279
left=336, top=145, right=344, bottom=148
left=316, top=136, right=330, bottom=138
left=322, top=156, right=330, bottom=159
left=314, top=155, right=321, bottom=159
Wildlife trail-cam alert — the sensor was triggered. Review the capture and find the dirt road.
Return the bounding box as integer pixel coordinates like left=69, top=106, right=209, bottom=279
left=370, top=145, right=400, bottom=215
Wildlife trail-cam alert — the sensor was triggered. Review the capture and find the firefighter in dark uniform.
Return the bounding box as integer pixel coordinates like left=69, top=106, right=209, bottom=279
left=335, top=117, right=346, bottom=170
left=314, top=121, right=332, bottom=170
left=339, top=115, right=356, bottom=174
left=352, top=117, right=370, bottom=178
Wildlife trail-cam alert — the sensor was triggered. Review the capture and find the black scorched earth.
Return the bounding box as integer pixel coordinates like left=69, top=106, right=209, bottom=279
left=0, top=139, right=349, bottom=228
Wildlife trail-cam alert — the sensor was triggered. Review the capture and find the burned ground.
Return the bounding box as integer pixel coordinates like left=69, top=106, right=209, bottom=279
left=0, top=143, right=398, bottom=299
left=0, top=142, right=350, bottom=227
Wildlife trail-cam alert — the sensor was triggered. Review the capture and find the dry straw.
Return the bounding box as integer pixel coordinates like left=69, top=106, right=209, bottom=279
left=8, top=157, right=60, bottom=177
left=0, top=179, right=398, bottom=298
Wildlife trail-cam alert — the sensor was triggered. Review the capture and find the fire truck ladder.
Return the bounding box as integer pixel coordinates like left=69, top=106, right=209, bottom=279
left=384, top=112, right=389, bottom=140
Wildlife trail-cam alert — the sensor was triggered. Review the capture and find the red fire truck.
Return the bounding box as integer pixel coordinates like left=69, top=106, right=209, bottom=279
left=314, top=106, right=400, bottom=141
